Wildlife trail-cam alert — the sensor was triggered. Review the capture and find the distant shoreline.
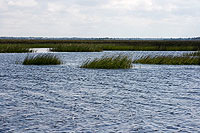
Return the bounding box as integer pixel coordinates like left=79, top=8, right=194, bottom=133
left=1, top=39, right=200, bottom=52
left=0, top=37, right=200, bottom=41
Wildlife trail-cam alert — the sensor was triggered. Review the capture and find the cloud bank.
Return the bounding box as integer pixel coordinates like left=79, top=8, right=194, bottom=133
left=0, top=0, right=200, bottom=37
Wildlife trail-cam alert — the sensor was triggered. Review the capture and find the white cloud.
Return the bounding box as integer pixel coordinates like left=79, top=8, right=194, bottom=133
left=106, top=0, right=153, bottom=10
left=104, top=0, right=179, bottom=12
left=0, top=0, right=200, bottom=37
left=7, top=0, right=37, bottom=7
left=0, top=0, right=8, bottom=10
left=47, top=2, right=66, bottom=12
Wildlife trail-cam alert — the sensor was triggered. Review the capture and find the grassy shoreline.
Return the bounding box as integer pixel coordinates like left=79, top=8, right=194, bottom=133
left=50, top=44, right=103, bottom=52
left=0, top=44, right=33, bottom=53
left=0, top=39, right=200, bottom=52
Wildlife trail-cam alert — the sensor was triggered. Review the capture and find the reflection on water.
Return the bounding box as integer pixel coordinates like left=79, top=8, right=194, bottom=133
left=31, top=48, right=50, bottom=53
left=0, top=51, right=200, bottom=132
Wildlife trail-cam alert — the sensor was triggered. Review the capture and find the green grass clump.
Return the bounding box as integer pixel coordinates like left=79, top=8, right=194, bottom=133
left=23, top=54, right=62, bottom=65
left=0, top=44, right=33, bottom=53
left=80, top=55, right=133, bottom=69
left=50, top=44, right=102, bottom=52
left=133, top=55, right=200, bottom=65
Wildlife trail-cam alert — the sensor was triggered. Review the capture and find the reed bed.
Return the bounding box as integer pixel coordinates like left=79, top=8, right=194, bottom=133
left=0, top=44, right=33, bottom=53
left=1, top=39, right=200, bottom=46
left=1, top=39, right=200, bottom=51
left=23, top=54, right=62, bottom=65
left=50, top=44, right=103, bottom=52
left=81, top=55, right=132, bottom=69
left=133, top=55, right=200, bottom=65
left=100, top=45, right=198, bottom=51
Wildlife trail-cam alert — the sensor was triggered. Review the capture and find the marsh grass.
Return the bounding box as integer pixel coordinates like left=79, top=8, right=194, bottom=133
left=23, top=54, right=62, bottom=65
left=1, top=39, right=200, bottom=52
left=100, top=45, right=197, bottom=51
left=50, top=44, right=103, bottom=52
left=133, top=55, right=200, bottom=65
left=0, top=44, right=33, bottom=53
left=81, top=55, right=132, bottom=69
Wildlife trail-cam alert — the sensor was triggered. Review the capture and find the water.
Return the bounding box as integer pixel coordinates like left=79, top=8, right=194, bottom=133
left=30, top=48, right=50, bottom=53
left=0, top=51, right=200, bottom=132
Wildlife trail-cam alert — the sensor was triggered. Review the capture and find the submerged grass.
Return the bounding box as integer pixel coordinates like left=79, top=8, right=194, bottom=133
left=133, top=55, right=200, bottom=65
left=50, top=44, right=103, bottom=52
left=0, top=44, right=33, bottom=53
left=23, top=54, right=62, bottom=65
left=81, top=55, right=132, bottom=69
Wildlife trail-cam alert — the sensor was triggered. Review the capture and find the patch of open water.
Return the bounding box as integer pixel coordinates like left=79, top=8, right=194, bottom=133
left=0, top=51, right=200, bottom=132
left=30, top=48, right=50, bottom=53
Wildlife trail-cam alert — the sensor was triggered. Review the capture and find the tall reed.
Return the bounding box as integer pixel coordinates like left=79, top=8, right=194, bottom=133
left=23, top=54, right=62, bottom=65
left=1, top=39, right=200, bottom=51
left=0, top=44, right=33, bottom=53
left=133, top=55, right=200, bottom=65
left=50, top=44, right=103, bottom=52
left=81, top=55, right=132, bottom=69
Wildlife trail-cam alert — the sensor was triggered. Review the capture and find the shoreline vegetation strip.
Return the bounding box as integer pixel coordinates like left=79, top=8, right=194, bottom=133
left=0, top=39, right=200, bottom=52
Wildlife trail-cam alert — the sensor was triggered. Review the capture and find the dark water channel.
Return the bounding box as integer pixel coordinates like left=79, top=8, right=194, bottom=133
left=0, top=51, right=200, bottom=132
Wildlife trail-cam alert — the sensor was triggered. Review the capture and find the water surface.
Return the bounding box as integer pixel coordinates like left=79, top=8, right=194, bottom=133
left=0, top=51, right=200, bottom=132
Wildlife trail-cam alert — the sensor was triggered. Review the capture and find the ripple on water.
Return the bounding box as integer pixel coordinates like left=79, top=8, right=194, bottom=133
left=0, top=51, right=200, bottom=132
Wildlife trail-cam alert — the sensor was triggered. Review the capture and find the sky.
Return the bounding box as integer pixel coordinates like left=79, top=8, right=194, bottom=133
left=0, top=0, right=200, bottom=38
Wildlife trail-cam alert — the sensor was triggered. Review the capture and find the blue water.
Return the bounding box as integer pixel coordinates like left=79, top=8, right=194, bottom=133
left=0, top=51, right=200, bottom=132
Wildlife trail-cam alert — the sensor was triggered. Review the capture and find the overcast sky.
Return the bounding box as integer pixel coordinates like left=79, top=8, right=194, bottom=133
left=0, top=0, right=200, bottom=38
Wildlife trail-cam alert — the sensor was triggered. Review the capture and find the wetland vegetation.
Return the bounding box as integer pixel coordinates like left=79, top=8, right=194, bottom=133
left=133, top=53, right=200, bottom=65
left=81, top=55, right=133, bottom=69
left=0, top=39, right=200, bottom=52
left=50, top=44, right=103, bottom=52
left=0, top=44, right=33, bottom=53
left=22, top=54, right=62, bottom=65
left=1, top=39, right=200, bottom=66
